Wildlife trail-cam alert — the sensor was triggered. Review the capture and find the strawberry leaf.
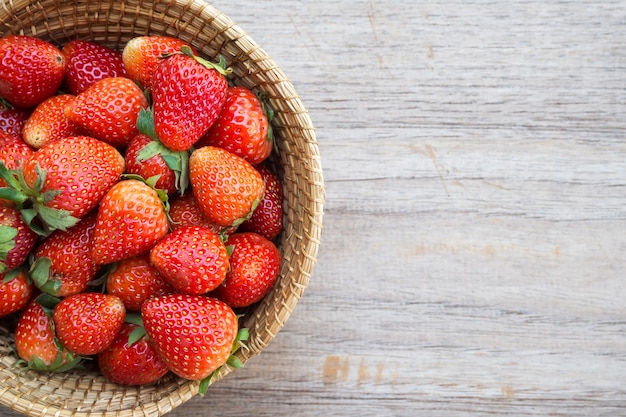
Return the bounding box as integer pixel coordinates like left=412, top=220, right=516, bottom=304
left=0, top=225, right=18, bottom=262
left=137, top=108, right=159, bottom=142
left=127, top=326, right=147, bottom=347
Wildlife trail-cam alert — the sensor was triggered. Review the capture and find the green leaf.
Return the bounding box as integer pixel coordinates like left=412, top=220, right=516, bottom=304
left=29, top=256, right=52, bottom=288
left=127, top=326, right=147, bottom=346
left=35, top=293, right=61, bottom=311
left=136, top=107, right=159, bottom=142
left=137, top=140, right=165, bottom=162
left=226, top=355, right=244, bottom=369
left=0, top=187, right=28, bottom=204
left=198, top=373, right=214, bottom=396
left=2, top=268, right=21, bottom=283
left=34, top=204, right=79, bottom=234
left=124, top=312, right=144, bottom=326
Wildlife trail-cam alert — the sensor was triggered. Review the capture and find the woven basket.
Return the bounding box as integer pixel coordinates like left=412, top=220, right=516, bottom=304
left=0, top=0, right=324, bottom=416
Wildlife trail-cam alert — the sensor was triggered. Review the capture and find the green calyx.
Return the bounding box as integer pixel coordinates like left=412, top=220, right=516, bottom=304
left=179, top=45, right=232, bottom=77
left=198, top=327, right=249, bottom=395
left=256, top=91, right=276, bottom=151
left=0, top=162, right=78, bottom=237
left=0, top=225, right=18, bottom=273
left=136, top=108, right=190, bottom=195
left=29, top=256, right=62, bottom=296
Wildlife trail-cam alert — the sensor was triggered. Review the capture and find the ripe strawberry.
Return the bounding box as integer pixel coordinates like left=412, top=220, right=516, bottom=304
left=141, top=294, right=238, bottom=380
left=197, top=86, right=273, bottom=165
left=122, top=35, right=196, bottom=89
left=238, top=165, right=284, bottom=240
left=0, top=269, right=33, bottom=318
left=168, top=192, right=233, bottom=236
left=0, top=100, right=29, bottom=136
left=53, top=292, right=125, bottom=355
left=212, top=232, right=281, bottom=308
left=98, top=322, right=169, bottom=385
left=30, top=212, right=98, bottom=297
left=152, top=47, right=229, bottom=151
left=14, top=136, right=125, bottom=235
left=150, top=226, right=229, bottom=295
left=91, top=179, right=169, bottom=265
left=124, top=133, right=178, bottom=195
left=0, top=35, right=65, bottom=109
left=189, top=146, right=265, bottom=227
left=22, top=94, right=81, bottom=149
left=0, top=206, right=37, bottom=273
left=106, top=255, right=175, bottom=311
left=65, top=77, right=148, bottom=148
left=14, top=299, right=82, bottom=372
left=62, top=39, right=127, bottom=95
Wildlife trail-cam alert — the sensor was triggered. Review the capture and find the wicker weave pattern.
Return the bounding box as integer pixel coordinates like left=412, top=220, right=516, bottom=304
left=0, top=1, right=324, bottom=415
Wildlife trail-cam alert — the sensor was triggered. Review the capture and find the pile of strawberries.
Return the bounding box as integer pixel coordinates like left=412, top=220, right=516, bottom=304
left=0, top=34, right=284, bottom=393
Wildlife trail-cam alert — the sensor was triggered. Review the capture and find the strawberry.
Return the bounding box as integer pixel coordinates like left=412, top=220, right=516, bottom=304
left=0, top=35, right=65, bottom=109
left=122, top=35, right=196, bottom=90
left=141, top=294, right=238, bottom=381
left=98, top=322, right=169, bottom=385
left=22, top=94, right=81, bottom=149
left=189, top=146, right=265, bottom=227
left=106, top=254, right=174, bottom=311
left=65, top=77, right=148, bottom=148
left=14, top=299, right=82, bottom=372
left=151, top=47, right=229, bottom=151
left=0, top=100, right=29, bottom=136
left=62, top=40, right=127, bottom=95
left=168, top=192, right=233, bottom=236
left=197, top=86, right=273, bottom=165
left=149, top=226, right=229, bottom=295
left=124, top=133, right=178, bottom=195
left=91, top=178, right=169, bottom=265
left=9, top=135, right=125, bottom=235
left=238, top=165, right=284, bottom=240
left=30, top=212, right=98, bottom=297
left=0, top=206, right=37, bottom=273
left=0, top=269, right=33, bottom=318
left=212, top=232, right=281, bottom=308
left=53, top=292, right=125, bottom=355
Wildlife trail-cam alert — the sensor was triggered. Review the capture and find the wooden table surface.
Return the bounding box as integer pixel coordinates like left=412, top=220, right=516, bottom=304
left=3, top=0, right=626, bottom=416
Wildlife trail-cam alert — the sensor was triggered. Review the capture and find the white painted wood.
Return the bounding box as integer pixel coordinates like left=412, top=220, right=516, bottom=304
left=3, top=0, right=626, bottom=416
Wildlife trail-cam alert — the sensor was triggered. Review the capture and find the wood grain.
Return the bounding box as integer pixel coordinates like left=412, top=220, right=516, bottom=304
left=2, top=0, right=626, bottom=416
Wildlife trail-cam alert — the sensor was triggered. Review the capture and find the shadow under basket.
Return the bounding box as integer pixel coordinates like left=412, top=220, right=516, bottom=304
left=0, top=0, right=324, bottom=416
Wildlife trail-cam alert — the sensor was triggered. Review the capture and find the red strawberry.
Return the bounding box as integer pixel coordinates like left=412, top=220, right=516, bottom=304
left=0, top=269, right=32, bottom=318
left=0, top=100, right=29, bottom=136
left=62, top=39, right=127, bottom=95
left=53, top=292, right=125, bottom=355
left=122, top=36, right=196, bottom=89
left=0, top=35, right=65, bottom=109
left=141, top=294, right=238, bottom=380
left=65, top=77, right=148, bottom=148
left=149, top=226, right=229, bottom=295
left=15, top=299, right=82, bottom=372
left=168, top=192, right=233, bottom=236
left=106, top=254, right=175, bottom=311
left=13, top=136, right=125, bottom=235
left=22, top=94, right=81, bottom=149
left=30, top=212, right=98, bottom=297
left=152, top=47, right=229, bottom=151
left=197, top=86, right=273, bottom=165
left=124, top=133, right=178, bottom=195
left=98, top=322, right=169, bottom=385
left=91, top=179, right=169, bottom=265
left=238, top=165, right=284, bottom=240
left=189, top=146, right=265, bottom=227
left=212, top=232, right=281, bottom=308
left=0, top=206, right=37, bottom=273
